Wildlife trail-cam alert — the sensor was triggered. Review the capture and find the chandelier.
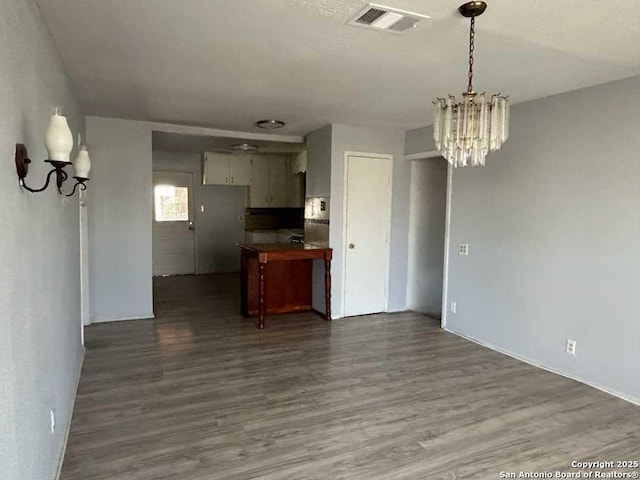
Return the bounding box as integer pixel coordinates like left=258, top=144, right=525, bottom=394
left=433, top=1, right=509, bottom=167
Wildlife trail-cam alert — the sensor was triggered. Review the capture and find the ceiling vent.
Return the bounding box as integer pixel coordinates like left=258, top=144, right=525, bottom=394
left=347, top=3, right=430, bottom=34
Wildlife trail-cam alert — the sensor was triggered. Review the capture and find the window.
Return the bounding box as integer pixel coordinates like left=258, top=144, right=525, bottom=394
left=154, top=185, right=189, bottom=222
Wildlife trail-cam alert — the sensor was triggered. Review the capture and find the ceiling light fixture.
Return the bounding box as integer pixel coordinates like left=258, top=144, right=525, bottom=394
left=433, top=1, right=509, bottom=167
left=256, top=120, right=285, bottom=129
left=230, top=143, right=259, bottom=153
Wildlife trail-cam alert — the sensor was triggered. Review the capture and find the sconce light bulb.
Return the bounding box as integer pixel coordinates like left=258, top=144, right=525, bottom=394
left=73, top=144, right=91, bottom=179
left=45, top=108, right=73, bottom=162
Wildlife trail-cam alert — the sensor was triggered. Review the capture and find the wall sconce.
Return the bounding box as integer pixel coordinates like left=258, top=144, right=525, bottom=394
left=15, top=107, right=91, bottom=196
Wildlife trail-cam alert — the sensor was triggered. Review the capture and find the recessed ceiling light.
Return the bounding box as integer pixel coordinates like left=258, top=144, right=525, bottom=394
left=230, top=143, right=259, bottom=152
left=256, top=119, right=285, bottom=129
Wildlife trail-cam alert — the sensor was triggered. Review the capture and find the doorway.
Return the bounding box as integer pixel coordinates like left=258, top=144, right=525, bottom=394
left=342, top=153, right=393, bottom=317
left=152, top=171, right=196, bottom=276
left=406, top=157, right=448, bottom=319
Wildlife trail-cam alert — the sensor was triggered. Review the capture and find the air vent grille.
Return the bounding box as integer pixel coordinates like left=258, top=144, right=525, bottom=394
left=347, top=3, right=430, bottom=34
left=356, top=8, right=386, bottom=25
left=388, top=16, right=421, bottom=32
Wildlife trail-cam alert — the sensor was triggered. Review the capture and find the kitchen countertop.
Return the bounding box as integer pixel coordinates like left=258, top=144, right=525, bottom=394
left=237, top=242, right=329, bottom=253
left=244, top=228, right=304, bottom=233
left=238, top=243, right=332, bottom=328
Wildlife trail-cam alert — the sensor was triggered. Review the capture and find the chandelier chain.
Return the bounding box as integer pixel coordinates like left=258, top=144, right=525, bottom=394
left=467, top=16, right=475, bottom=93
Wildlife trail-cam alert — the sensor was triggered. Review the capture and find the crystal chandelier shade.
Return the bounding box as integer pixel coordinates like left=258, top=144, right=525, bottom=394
left=433, top=93, right=509, bottom=167
left=433, top=2, right=510, bottom=167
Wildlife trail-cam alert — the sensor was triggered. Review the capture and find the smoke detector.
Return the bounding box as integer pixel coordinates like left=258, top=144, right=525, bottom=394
left=347, top=3, right=430, bottom=34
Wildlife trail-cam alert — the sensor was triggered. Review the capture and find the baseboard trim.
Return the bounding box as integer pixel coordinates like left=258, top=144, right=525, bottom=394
left=91, top=313, right=155, bottom=324
left=328, top=308, right=405, bottom=320
left=54, top=347, right=85, bottom=480
left=443, top=327, right=640, bottom=407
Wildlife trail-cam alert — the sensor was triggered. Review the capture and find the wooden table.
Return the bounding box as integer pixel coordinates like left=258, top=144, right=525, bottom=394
left=238, top=243, right=332, bottom=329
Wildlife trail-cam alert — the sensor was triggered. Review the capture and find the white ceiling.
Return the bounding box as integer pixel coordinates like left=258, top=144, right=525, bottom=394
left=37, top=0, right=640, bottom=136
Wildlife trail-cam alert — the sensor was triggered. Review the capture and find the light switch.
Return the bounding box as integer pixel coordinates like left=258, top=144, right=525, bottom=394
left=200, top=205, right=205, bottom=213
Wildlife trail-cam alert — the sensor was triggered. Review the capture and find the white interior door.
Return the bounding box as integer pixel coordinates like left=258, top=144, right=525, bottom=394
left=152, top=171, right=196, bottom=276
left=343, top=154, right=392, bottom=317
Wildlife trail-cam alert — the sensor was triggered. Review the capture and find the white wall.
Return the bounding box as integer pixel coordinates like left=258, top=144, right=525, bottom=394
left=410, top=76, right=640, bottom=403
left=152, top=150, right=246, bottom=273
left=305, top=125, right=332, bottom=198
left=0, top=1, right=84, bottom=478
left=330, top=124, right=408, bottom=317
left=305, top=125, right=333, bottom=311
left=86, top=117, right=154, bottom=322
left=407, top=158, right=448, bottom=316
left=306, top=124, right=408, bottom=318
left=80, top=204, right=90, bottom=327
left=404, top=125, right=436, bottom=155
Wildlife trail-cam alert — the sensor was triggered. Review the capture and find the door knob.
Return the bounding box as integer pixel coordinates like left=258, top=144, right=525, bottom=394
left=349, top=243, right=355, bottom=249
left=188, top=222, right=195, bottom=231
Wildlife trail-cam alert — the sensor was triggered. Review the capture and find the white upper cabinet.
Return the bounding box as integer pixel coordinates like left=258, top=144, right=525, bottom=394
left=292, top=150, right=307, bottom=173
left=249, top=155, right=301, bottom=208
left=286, top=169, right=304, bottom=207
left=203, top=152, right=251, bottom=186
left=203, top=154, right=229, bottom=184
left=249, top=157, right=270, bottom=207
left=205, top=152, right=304, bottom=208
left=268, top=156, right=287, bottom=207
left=230, top=156, right=251, bottom=185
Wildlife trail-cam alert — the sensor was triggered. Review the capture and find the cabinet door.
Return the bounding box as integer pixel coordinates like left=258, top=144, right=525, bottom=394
left=286, top=170, right=304, bottom=207
left=268, top=156, right=287, bottom=207
left=203, top=153, right=230, bottom=185
left=249, top=157, right=270, bottom=207
left=229, top=156, right=251, bottom=185
left=292, top=150, right=307, bottom=173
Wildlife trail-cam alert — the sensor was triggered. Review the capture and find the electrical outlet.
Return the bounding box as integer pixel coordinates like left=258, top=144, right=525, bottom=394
left=50, top=409, right=56, bottom=434
left=450, top=301, right=457, bottom=314
left=458, top=243, right=469, bottom=256
left=566, top=339, right=576, bottom=356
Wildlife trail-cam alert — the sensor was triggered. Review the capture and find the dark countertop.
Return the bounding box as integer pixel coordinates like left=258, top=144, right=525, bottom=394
left=237, top=242, right=329, bottom=253
left=244, top=228, right=304, bottom=233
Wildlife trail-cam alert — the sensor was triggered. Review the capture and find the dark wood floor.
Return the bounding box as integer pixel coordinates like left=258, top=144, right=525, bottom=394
left=61, top=274, right=640, bottom=480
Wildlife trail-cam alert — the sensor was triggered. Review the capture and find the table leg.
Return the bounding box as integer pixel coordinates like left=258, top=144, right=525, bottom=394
left=258, top=262, right=266, bottom=329
left=240, top=251, right=248, bottom=316
left=324, top=256, right=331, bottom=321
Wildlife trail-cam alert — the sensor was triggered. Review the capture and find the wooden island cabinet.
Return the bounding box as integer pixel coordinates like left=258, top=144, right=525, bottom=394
left=238, top=243, right=332, bottom=329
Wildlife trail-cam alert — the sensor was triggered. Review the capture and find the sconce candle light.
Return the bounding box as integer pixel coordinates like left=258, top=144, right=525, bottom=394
left=15, top=107, right=91, bottom=196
